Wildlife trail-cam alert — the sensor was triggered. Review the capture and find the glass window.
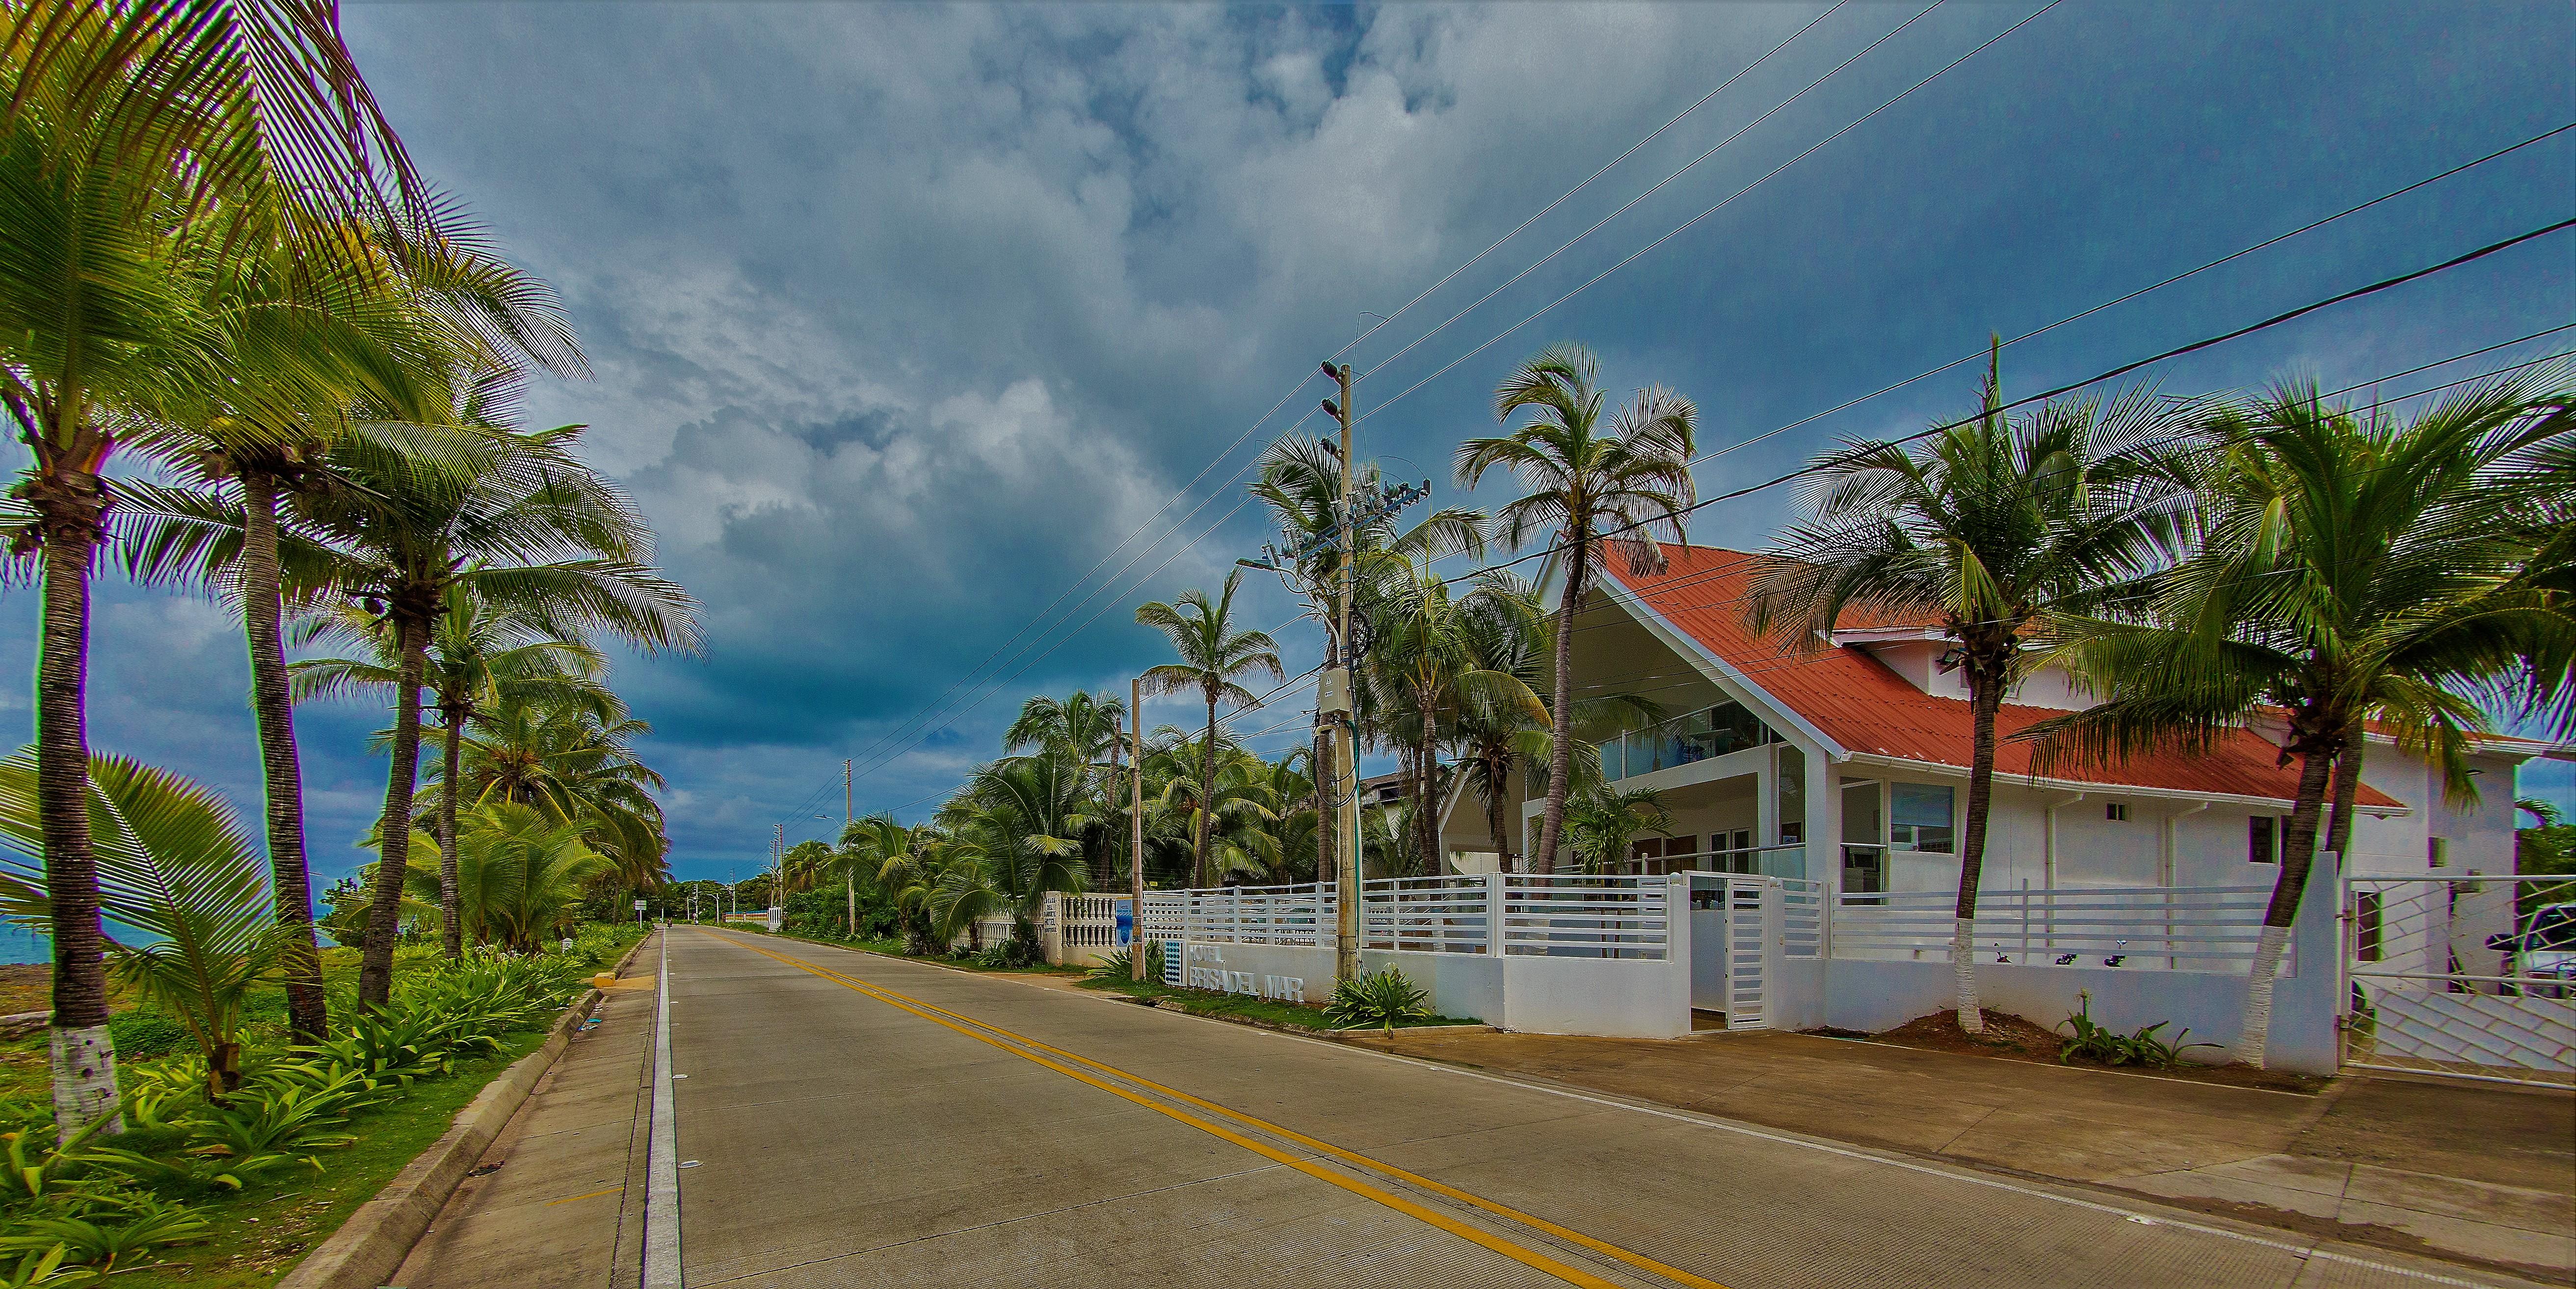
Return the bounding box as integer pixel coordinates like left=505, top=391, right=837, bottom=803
left=2248, top=815, right=2276, bottom=864
left=1777, top=744, right=1806, bottom=845
left=1890, top=783, right=1954, bottom=853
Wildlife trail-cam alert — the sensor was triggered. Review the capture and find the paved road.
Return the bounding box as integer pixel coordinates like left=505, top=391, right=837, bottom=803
left=660, top=927, right=2532, bottom=1289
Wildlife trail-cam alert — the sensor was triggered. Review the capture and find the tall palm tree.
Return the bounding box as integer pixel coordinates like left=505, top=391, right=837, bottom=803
left=3, top=0, right=441, bottom=1133
left=1444, top=571, right=1660, bottom=873
left=930, top=756, right=1095, bottom=948
left=407, top=803, right=612, bottom=953
left=1367, top=561, right=1548, bottom=872
left=1748, top=351, right=2195, bottom=1035
left=2030, top=369, right=2575, bottom=1066
left=1457, top=343, right=1696, bottom=875
left=1004, top=690, right=1128, bottom=768
left=125, top=222, right=581, bottom=1009
left=295, top=421, right=697, bottom=1008
left=293, top=586, right=614, bottom=957
left=1147, top=736, right=1284, bottom=885
left=1136, top=569, right=1282, bottom=887
left=837, top=815, right=911, bottom=938
left=1252, top=436, right=1486, bottom=886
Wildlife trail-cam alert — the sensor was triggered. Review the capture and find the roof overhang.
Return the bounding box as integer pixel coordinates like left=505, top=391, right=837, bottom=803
left=1840, top=751, right=2415, bottom=818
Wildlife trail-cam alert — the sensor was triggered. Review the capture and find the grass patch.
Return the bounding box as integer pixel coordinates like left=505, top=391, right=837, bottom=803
left=1076, top=975, right=1480, bottom=1031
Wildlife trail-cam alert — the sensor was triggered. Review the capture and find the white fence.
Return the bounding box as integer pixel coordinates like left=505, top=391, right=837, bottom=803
left=1135, top=874, right=1675, bottom=961
left=1832, top=884, right=2274, bottom=971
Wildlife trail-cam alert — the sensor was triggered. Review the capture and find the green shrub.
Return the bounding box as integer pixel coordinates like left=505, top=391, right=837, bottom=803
left=1324, top=967, right=1430, bottom=1033
left=971, top=934, right=1043, bottom=969
left=105, top=1014, right=191, bottom=1062
left=1089, top=940, right=1163, bottom=982
left=2056, top=991, right=2221, bottom=1068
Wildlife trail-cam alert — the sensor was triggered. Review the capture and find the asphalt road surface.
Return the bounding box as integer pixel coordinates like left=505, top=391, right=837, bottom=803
left=657, top=927, right=2532, bottom=1289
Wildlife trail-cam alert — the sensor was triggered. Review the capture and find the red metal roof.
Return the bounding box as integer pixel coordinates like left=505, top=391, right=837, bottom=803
left=1603, top=545, right=2404, bottom=808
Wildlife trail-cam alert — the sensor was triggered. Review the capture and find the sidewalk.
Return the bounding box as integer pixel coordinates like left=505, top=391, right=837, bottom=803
left=1351, top=1025, right=2576, bottom=1283
left=390, top=950, right=660, bottom=1288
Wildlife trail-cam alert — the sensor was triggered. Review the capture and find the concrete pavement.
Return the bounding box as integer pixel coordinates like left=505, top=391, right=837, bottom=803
left=1350, top=1025, right=2576, bottom=1280
left=392, top=950, right=660, bottom=1288
left=650, top=927, right=2554, bottom=1289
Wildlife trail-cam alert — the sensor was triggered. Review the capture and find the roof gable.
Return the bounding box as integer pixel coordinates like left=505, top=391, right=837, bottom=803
left=1599, top=545, right=2403, bottom=809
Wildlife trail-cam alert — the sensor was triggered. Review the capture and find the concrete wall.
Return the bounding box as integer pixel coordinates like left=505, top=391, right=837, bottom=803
left=1816, top=853, right=2345, bottom=1074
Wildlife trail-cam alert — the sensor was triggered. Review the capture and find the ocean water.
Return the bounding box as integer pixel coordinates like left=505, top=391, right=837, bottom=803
left=0, top=924, right=49, bottom=966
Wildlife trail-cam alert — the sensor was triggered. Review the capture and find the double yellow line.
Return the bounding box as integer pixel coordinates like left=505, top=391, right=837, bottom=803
left=709, top=931, right=1729, bottom=1289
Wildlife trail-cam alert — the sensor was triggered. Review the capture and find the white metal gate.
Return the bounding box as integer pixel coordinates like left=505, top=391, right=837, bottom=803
left=2342, top=872, right=2576, bottom=1087
left=1689, top=875, right=1776, bottom=1030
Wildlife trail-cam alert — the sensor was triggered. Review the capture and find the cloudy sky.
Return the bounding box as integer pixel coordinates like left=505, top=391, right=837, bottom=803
left=4, top=1, right=2571, bottom=886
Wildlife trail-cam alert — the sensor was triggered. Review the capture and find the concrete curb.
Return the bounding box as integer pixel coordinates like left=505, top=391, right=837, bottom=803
left=275, top=931, right=655, bottom=1289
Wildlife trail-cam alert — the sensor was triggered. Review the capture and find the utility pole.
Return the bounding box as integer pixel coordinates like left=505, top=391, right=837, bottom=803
left=844, top=758, right=856, bottom=938
left=1321, top=359, right=1362, bottom=987
left=1129, top=678, right=1148, bottom=981
left=771, top=822, right=784, bottom=926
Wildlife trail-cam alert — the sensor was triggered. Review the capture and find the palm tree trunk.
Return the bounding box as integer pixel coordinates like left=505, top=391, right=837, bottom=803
left=1951, top=654, right=2006, bottom=1036
left=1416, top=685, right=1441, bottom=875
left=437, top=709, right=463, bottom=960
left=1534, top=536, right=1586, bottom=873
left=1196, top=689, right=1217, bottom=888
left=239, top=473, right=327, bottom=1043
left=358, top=614, right=430, bottom=1010
left=2237, top=729, right=2339, bottom=1068
left=2324, top=739, right=2365, bottom=859
left=1484, top=753, right=1515, bottom=872
left=32, top=478, right=121, bottom=1140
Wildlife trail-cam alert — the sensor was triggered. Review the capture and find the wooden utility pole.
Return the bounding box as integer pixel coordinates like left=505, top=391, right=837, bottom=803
left=844, top=758, right=856, bottom=938
left=1130, top=677, right=1148, bottom=982
left=1321, top=360, right=1362, bottom=986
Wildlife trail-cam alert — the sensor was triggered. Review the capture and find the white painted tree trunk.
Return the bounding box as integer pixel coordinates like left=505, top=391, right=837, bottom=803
left=2234, top=923, right=2291, bottom=1068
left=50, top=1023, right=122, bottom=1141
left=1951, top=916, right=1983, bottom=1034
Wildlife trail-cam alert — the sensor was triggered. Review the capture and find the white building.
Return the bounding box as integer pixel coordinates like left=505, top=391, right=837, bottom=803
left=1434, top=545, right=2547, bottom=897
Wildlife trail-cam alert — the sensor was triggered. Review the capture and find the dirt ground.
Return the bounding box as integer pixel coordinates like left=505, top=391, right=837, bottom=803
left=1868, top=1007, right=2326, bottom=1093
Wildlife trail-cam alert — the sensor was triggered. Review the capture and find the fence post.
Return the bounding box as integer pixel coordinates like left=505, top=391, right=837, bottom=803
left=1230, top=886, right=1242, bottom=945
left=1041, top=891, right=1061, bottom=965
left=1485, top=871, right=1505, bottom=956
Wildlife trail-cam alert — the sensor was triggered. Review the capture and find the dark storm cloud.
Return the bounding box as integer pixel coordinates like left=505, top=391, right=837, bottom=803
left=9, top=2, right=2566, bottom=880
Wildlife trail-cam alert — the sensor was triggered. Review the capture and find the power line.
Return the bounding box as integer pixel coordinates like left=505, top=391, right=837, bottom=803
left=1363, top=0, right=2068, bottom=424
left=1438, top=216, right=2576, bottom=590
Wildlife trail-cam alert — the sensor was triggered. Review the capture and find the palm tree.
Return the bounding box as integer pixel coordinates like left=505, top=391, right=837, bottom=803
left=1367, top=563, right=1549, bottom=872
left=1005, top=690, right=1128, bottom=767
left=1137, top=570, right=1283, bottom=887
left=930, top=757, right=1096, bottom=950
left=2, top=0, right=441, bottom=1133
left=0, top=751, right=281, bottom=1101
left=294, top=421, right=697, bottom=1008
left=1148, top=737, right=1284, bottom=885
left=1747, top=350, right=2194, bottom=1035
left=1564, top=785, right=1674, bottom=876
left=2030, top=369, right=2575, bottom=1065
left=124, top=224, right=581, bottom=1008
left=408, top=803, right=612, bottom=953
left=294, top=586, right=616, bottom=957
left=1252, top=436, right=1487, bottom=886
left=444, top=697, right=671, bottom=888
left=1457, top=343, right=1696, bottom=875
left=837, top=815, right=911, bottom=938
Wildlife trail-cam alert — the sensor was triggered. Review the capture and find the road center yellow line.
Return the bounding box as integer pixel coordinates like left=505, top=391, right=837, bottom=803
left=710, top=932, right=1632, bottom=1289
left=713, top=931, right=1733, bottom=1289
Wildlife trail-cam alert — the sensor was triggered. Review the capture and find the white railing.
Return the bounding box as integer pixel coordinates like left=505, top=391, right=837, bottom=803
left=1055, top=892, right=1123, bottom=952
left=1135, top=874, right=1676, bottom=962
left=1831, top=884, right=2272, bottom=971
left=1500, top=874, right=1672, bottom=960
left=970, top=912, right=1013, bottom=949
left=1362, top=876, right=1493, bottom=954
left=1779, top=877, right=1826, bottom=958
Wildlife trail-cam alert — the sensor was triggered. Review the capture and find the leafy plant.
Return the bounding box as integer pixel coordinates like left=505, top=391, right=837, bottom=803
left=2056, top=991, right=2220, bottom=1068
left=1089, top=940, right=1164, bottom=982
left=1324, top=967, right=1431, bottom=1033
left=0, top=1194, right=207, bottom=1273
left=0, top=752, right=293, bottom=1098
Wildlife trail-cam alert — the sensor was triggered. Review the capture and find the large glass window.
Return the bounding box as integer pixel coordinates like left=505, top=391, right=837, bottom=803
left=1610, top=700, right=1781, bottom=779
left=1889, top=782, right=1955, bottom=853
left=1777, top=744, right=1805, bottom=845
